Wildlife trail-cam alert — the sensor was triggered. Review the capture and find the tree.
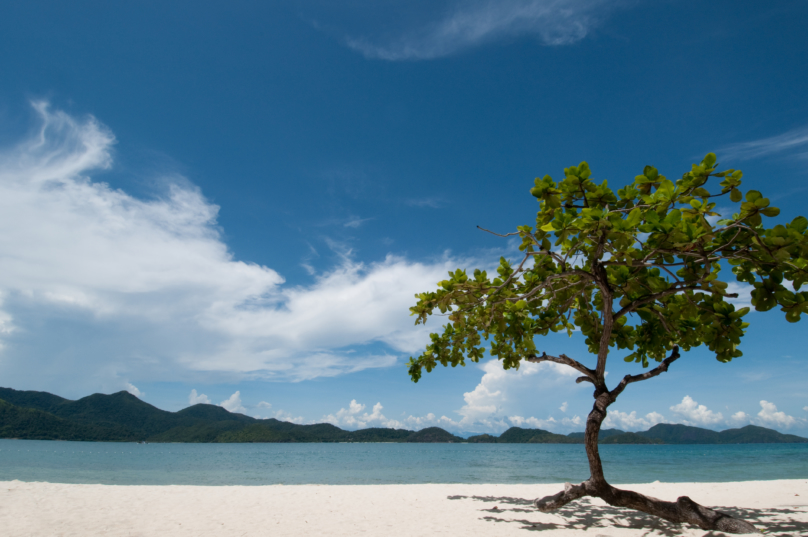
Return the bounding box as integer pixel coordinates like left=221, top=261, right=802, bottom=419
left=407, top=154, right=808, bottom=534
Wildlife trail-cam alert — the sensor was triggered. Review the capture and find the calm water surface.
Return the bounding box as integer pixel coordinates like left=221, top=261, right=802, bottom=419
left=1, top=439, right=806, bottom=485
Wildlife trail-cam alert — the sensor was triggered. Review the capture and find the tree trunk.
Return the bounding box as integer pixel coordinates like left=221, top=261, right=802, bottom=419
left=534, top=398, right=760, bottom=534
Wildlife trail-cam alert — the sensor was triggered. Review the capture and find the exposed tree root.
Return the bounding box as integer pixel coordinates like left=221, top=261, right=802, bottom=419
left=535, top=480, right=759, bottom=534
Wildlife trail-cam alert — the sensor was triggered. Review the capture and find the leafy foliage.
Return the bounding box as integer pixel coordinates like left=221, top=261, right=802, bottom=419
left=408, top=154, right=808, bottom=380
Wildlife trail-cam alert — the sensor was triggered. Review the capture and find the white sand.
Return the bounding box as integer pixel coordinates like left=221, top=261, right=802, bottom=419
left=1, top=480, right=806, bottom=536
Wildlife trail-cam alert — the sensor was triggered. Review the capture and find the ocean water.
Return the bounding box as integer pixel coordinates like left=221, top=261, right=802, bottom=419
left=1, top=439, right=807, bottom=486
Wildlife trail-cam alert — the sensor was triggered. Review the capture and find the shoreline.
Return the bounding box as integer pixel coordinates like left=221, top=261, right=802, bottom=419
left=3, top=479, right=807, bottom=536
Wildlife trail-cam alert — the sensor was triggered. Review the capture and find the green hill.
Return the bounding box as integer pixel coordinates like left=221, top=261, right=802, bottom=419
left=175, top=403, right=255, bottom=423
left=0, top=399, right=133, bottom=441
left=0, top=387, right=72, bottom=414
left=639, top=424, right=721, bottom=444
left=600, top=432, right=662, bottom=444
left=497, top=427, right=579, bottom=444
left=51, top=391, right=179, bottom=438
left=466, top=433, right=498, bottom=443
left=565, top=428, right=624, bottom=441
left=405, top=427, right=463, bottom=443
left=348, top=427, right=413, bottom=442
left=717, top=425, right=808, bottom=444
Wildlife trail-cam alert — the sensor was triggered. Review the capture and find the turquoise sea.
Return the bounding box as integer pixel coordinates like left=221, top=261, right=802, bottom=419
left=2, top=439, right=807, bottom=485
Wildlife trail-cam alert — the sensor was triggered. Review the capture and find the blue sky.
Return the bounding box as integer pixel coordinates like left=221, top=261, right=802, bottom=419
left=0, top=0, right=807, bottom=435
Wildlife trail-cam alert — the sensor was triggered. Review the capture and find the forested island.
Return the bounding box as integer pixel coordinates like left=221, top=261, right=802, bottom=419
left=1, top=387, right=806, bottom=444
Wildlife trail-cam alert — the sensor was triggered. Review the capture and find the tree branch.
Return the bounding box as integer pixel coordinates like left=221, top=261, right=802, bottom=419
left=476, top=226, right=521, bottom=238
left=613, top=285, right=738, bottom=320
left=526, top=352, right=597, bottom=384
left=609, top=345, right=680, bottom=400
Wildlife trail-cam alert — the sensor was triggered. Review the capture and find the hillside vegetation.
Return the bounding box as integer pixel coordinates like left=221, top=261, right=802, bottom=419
left=1, top=387, right=805, bottom=444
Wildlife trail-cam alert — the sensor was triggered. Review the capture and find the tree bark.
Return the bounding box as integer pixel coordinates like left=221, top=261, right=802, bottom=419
left=534, top=399, right=760, bottom=534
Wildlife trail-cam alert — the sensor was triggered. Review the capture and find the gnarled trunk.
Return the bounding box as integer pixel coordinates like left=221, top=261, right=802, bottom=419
left=534, top=398, right=760, bottom=534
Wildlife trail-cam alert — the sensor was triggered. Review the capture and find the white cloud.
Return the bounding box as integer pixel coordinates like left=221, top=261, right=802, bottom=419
left=343, top=216, right=373, bottom=228
left=219, top=391, right=246, bottom=414
left=189, top=389, right=211, bottom=405
left=125, top=383, right=144, bottom=398
left=344, top=0, right=626, bottom=61
left=322, top=399, right=405, bottom=429
left=406, top=197, right=443, bottom=209
left=394, top=358, right=586, bottom=434
left=720, top=125, right=808, bottom=161
left=669, top=396, right=724, bottom=427
left=603, top=410, right=666, bottom=431
left=730, top=411, right=750, bottom=424
left=804, top=406, right=808, bottom=412
left=509, top=414, right=582, bottom=429
left=256, top=401, right=272, bottom=409
left=452, top=358, right=580, bottom=431
left=0, top=103, right=468, bottom=389
left=755, top=400, right=801, bottom=429
left=272, top=410, right=305, bottom=424
left=724, top=282, right=753, bottom=309
left=559, top=401, right=568, bottom=412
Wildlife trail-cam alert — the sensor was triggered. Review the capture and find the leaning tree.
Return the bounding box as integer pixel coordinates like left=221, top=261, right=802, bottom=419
left=407, top=154, right=808, bottom=533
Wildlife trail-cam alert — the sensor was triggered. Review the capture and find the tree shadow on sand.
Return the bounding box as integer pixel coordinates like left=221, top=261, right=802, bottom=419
left=446, top=494, right=808, bottom=536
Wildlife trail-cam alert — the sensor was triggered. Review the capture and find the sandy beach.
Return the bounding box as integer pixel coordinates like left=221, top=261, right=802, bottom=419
left=1, top=480, right=806, bottom=536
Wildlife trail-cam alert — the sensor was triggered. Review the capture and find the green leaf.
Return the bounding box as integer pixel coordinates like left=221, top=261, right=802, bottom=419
left=791, top=216, right=808, bottom=232
left=664, top=209, right=682, bottom=224
left=730, top=188, right=742, bottom=202
left=760, top=207, right=780, bottom=217
left=626, top=207, right=642, bottom=227
left=690, top=199, right=703, bottom=209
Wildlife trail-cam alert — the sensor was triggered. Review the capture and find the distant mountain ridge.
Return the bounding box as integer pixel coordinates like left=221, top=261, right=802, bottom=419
left=1, top=387, right=806, bottom=444
left=0, top=387, right=463, bottom=443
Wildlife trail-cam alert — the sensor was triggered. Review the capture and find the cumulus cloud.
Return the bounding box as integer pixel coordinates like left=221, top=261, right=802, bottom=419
left=272, top=410, right=305, bottom=424
left=344, top=0, right=627, bottom=61
left=189, top=389, right=211, bottom=405
left=719, top=125, right=808, bottom=162
left=755, top=400, right=801, bottom=429
left=125, top=383, right=144, bottom=398
left=602, top=410, right=666, bottom=431
left=450, top=358, right=581, bottom=432
left=669, top=396, right=724, bottom=427
left=804, top=406, right=808, bottom=412
left=0, top=103, right=468, bottom=390
left=219, top=391, right=246, bottom=414
left=322, top=399, right=406, bottom=429
left=559, top=401, right=568, bottom=412
left=509, top=414, right=582, bottom=429
left=730, top=411, right=750, bottom=424
left=384, top=358, right=588, bottom=434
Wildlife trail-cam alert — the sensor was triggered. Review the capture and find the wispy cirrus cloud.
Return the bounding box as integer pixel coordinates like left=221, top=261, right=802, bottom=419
left=406, top=197, right=444, bottom=209
left=720, top=125, right=808, bottom=161
left=344, top=0, right=629, bottom=61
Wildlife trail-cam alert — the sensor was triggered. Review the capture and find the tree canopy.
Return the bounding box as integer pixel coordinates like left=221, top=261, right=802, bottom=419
left=408, top=153, right=808, bottom=382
